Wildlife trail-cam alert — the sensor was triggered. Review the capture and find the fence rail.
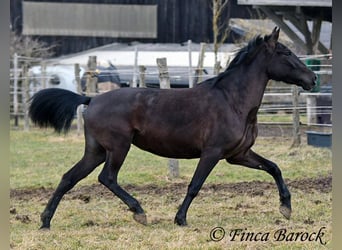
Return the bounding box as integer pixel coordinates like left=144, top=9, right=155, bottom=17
left=10, top=52, right=332, bottom=140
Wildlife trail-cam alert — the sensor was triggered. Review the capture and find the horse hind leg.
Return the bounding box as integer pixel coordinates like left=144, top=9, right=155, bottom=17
left=98, top=144, right=147, bottom=225
left=226, top=149, right=291, bottom=220
left=40, top=136, right=106, bottom=229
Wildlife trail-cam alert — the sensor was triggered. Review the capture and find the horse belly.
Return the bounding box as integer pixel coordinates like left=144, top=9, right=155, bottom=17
left=132, top=132, right=201, bottom=159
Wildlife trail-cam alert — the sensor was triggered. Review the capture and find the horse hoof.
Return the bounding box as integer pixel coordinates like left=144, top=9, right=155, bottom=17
left=39, top=225, right=50, bottom=231
left=279, top=205, right=291, bottom=220
left=174, top=217, right=187, bottom=226
left=133, top=213, right=147, bottom=225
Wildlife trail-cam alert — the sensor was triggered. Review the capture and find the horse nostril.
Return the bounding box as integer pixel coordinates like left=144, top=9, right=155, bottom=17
left=313, top=74, right=318, bottom=84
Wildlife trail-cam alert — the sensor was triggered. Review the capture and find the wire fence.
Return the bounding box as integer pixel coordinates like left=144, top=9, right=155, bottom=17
left=10, top=52, right=332, bottom=140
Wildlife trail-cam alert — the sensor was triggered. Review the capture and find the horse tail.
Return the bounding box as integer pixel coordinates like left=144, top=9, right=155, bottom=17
left=29, top=88, right=92, bottom=133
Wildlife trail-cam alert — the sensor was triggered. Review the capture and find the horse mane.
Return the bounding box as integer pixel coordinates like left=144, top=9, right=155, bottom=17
left=197, top=35, right=265, bottom=88
left=226, top=35, right=264, bottom=70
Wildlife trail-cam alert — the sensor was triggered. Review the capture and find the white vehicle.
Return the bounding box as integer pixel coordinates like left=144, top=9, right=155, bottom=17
left=28, top=64, right=85, bottom=94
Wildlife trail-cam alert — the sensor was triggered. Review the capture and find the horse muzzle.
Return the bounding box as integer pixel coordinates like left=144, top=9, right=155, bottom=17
left=301, top=73, right=317, bottom=91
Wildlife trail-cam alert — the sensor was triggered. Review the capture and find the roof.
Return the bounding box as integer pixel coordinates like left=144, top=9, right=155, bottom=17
left=47, top=42, right=238, bottom=68
left=237, top=0, right=332, bottom=7
left=230, top=19, right=332, bottom=52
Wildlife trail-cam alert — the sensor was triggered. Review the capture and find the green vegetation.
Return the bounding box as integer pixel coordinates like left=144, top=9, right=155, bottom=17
left=257, top=113, right=308, bottom=124
left=10, top=129, right=332, bottom=249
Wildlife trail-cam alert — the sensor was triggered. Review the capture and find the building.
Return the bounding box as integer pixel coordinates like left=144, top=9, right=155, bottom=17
left=11, top=0, right=257, bottom=56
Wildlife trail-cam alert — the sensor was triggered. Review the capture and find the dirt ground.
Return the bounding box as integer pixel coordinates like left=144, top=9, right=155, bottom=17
left=10, top=174, right=331, bottom=204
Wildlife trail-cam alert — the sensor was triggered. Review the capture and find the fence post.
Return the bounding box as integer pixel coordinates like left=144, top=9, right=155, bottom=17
left=86, top=56, right=97, bottom=95
left=22, top=65, right=30, bottom=131
left=132, top=46, right=139, bottom=88
left=188, top=40, right=193, bottom=88
left=193, top=42, right=207, bottom=85
left=41, top=61, right=47, bottom=89
left=306, top=95, right=317, bottom=126
left=156, top=57, right=179, bottom=179
left=157, top=58, right=171, bottom=89
left=13, top=53, right=19, bottom=127
left=75, top=63, right=83, bottom=135
left=138, top=65, right=146, bottom=88
left=291, top=85, right=301, bottom=147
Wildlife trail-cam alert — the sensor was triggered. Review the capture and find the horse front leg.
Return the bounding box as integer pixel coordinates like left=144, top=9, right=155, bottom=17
left=227, top=149, right=291, bottom=220
left=175, top=149, right=220, bottom=226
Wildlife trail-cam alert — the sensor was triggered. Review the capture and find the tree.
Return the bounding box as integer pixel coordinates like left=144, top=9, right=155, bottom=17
left=10, top=29, right=56, bottom=126
left=10, top=29, right=55, bottom=65
left=211, top=0, right=231, bottom=73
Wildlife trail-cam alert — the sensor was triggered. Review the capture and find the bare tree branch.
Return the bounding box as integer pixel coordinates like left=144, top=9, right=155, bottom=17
left=10, top=30, right=55, bottom=66
left=212, top=0, right=231, bottom=68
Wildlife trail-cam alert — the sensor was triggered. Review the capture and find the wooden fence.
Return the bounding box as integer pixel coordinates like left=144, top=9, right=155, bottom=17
left=10, top=51, right=332, bottom=178
left=10, top=53, right=332, bottom=134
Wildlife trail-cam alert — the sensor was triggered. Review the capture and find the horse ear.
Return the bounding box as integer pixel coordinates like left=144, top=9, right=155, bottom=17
left=271, top=27, right=280, bottom=41
left=265, top=27, right=280, bottom=49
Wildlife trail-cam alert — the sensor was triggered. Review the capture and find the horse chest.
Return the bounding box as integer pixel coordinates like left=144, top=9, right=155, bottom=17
left=222, top=119, right=258, bottom=158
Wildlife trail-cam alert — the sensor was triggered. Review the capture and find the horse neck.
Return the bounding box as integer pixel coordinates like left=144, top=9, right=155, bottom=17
left=218, top=55, right=270, bottom=112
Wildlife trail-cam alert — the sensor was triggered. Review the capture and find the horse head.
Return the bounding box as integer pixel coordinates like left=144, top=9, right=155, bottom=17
left=264, top=27, right=317, bottom=91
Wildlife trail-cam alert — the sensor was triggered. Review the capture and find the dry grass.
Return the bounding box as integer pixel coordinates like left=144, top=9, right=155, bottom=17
left=10, top=129, right=332, bottom=249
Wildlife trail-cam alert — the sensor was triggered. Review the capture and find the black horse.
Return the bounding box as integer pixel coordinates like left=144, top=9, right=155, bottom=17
left=29, top=28, right=316, bottom=229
